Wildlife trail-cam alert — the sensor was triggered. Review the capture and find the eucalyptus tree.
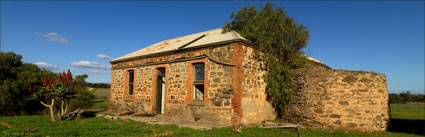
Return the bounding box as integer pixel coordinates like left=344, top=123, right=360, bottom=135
left=223, top=2, right=310, bottom=116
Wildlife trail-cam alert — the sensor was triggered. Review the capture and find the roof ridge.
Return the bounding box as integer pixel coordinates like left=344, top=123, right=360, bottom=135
left=230, top=31, right=238, bottom=39
left=161, top=28, right=221, bottom=42
left=177, top=34, right=207, bottom=50
left=112, top=28, right=249, bottom=62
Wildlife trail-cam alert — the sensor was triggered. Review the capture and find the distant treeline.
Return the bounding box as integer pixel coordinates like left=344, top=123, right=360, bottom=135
left=73, top=74, right=110, bottom=88
left=389, top=91, right=425, bottom=104
left=87, top=82, right=110, bottom=88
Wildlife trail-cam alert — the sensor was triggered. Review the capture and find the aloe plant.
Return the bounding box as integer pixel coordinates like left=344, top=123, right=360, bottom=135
left=29, top=69, right=76, bottom=121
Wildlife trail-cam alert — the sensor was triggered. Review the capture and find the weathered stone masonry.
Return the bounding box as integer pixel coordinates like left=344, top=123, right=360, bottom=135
left=241, top=47, right=276, bottom=125
left=284, top=66, right=389, bottom=131
left=110, top=43, right=251, bottom=125
left=110, top=28, right=389, bottom=131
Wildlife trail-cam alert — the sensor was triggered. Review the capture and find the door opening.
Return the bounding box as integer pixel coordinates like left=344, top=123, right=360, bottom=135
left=156, top=68, right=166, bottom=114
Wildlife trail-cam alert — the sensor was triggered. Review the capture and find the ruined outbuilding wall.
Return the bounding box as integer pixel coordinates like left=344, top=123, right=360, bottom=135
left=283, top=66, right=389, bottom=131
left=240, top=46, right=276, bottom=125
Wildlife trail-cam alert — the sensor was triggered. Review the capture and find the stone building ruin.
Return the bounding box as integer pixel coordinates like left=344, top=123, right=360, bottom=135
left=109, top=28, right=389, bottom=131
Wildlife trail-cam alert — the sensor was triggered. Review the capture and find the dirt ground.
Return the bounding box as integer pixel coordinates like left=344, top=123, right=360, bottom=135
left=98, top=111, right=227, bottom=130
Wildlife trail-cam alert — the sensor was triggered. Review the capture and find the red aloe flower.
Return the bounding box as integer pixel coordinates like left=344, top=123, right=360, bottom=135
left=49, top=78, right=55, bottom=87
left=43, top=75, right=48, bottom=87
left=62, top=72, right=67, bottom=84
left=67, top=69, right=72, bottom=84
left=58, top=73, right=62, bottom=84
left=47, top=84, right=51, bottom=90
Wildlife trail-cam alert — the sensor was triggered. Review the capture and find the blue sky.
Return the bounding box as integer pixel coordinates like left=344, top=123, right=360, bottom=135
left=1, top=1, right=423, bottom=94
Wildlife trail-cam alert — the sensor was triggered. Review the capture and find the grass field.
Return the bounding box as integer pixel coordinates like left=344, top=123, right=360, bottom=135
left=88, top=88, right=110, bottom=109
left=390, top=104, right=424, bottom=120
left=0, top=115, right=422, bottom=137
left=1, top=92, right=424, bottom=137
left=90, top=99, right=109, bottom=109
left=91, top=88, right=110, bottom=99
left=388, top=103, right=424, bottom=135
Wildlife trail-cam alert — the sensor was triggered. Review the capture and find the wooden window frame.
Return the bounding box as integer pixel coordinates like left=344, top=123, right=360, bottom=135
left=128, top=70, right=135, bottom=96
left=124, top=68, right=136, bottom=101
left=185, top=58, right=209, bottom=106
left=192, top=63, right=205, bottom=101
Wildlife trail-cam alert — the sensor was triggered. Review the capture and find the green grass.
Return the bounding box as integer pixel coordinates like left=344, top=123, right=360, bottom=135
left=390, top=104, right=424, bottom=120
left=1, top=98, right=424, bottom=136
left=388, top=104, right=424, bottom=135
left=90, top=99, right=109, bottom=109
left=0, top=115, right=422, bottom=137
left=91, top=88, right=110, bottom=99
left=88, top=88, right=110, bottom=109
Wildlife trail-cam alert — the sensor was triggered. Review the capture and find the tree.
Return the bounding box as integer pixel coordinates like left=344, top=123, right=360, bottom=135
left=54, top=70, right=77, bottom=120
left=0, top=52, right=95, bottom=117
left=0, top=52, right=22, bottom=80
left=223, top=2, right=310, bottom=116
left=389, top=93, right=402, bottom=104
left=75, top=74, right=88, bottom=87
left=86, top=82, right=110, bottom=88
left=399, top=91, right=412, bottom=103
left=0, top=52, right=54, bottom=115
left=30, top=70, right=77, bottom=121
left=30, top=75, right=58, bottom=121
left=0, top=52, right=24, bottom=115
left=68, top=88, right=95, bottom=110
left=389, top=92, right=425, bottom=104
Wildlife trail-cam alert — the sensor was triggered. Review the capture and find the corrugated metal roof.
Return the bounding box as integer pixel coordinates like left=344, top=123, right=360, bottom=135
left=305, top=56, right=324, bottom=64
left=111, top=28, right=246, bottom=62
left=111, top=28, right=327, bottom=67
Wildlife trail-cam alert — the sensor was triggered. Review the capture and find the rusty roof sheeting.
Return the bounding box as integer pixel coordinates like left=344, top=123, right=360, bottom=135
left=111, top=28, right=246, bottom=62
left=111, top=28, right=327, bottom=67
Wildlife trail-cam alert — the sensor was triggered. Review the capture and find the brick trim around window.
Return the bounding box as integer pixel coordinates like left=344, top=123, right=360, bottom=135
left=123, top=68, right=136, bottom=101
left=185, top=57, right=209, bottom=106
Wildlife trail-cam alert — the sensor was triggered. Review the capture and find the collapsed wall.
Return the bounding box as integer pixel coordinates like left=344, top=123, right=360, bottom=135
left=241, top=46, right=276, bottom=125
left=283, top=66, right=390, bottom=131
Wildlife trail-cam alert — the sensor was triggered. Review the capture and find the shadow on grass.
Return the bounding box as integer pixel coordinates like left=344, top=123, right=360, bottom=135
left=80, top=111, right=96, bottom=118
left=91, top=100, right=106, bottom=104
left=388, top=118, right=425, bottom=135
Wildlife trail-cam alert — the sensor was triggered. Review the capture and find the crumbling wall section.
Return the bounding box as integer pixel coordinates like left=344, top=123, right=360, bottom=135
left=240, top=46, right=276, bottom=125
left=284, top=66, right=389, bottom=131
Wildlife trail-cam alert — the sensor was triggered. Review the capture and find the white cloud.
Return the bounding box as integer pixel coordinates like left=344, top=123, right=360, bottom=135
left=70, top=61, right=111, bottom=70
left=33, top=62, right=58, bottom=70
left=97, top=54, right=113, bottom=60
left=35, top=32, right=69, bottom=44
left=86, top=70, right=110, bottom=75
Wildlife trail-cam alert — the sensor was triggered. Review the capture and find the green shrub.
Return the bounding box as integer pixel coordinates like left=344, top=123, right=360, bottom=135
left=0, top=52, right=55, bottom=115
left=389, top=91, right=425, bottom=104
left=68, top=88, right=96, bottom=110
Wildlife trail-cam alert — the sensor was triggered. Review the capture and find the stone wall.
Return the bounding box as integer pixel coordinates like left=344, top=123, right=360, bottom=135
left=111, top=66, right=154, bottom=113
left=111, top=69, right=125, bottom=101
left=283, top=66, right=389, bottom=131
left=111, top=42, right=389, bottom=130
left=241, top=46, right=276, bottom=125
left=110, top=43, right=241, bottom=126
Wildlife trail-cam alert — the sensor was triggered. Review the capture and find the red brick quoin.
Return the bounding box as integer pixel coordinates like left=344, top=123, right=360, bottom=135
left=231, top=43, right=244, bottom=125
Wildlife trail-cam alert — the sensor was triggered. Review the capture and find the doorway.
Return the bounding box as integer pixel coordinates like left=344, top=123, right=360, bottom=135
left=155, top=68, right=166, bottom=114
